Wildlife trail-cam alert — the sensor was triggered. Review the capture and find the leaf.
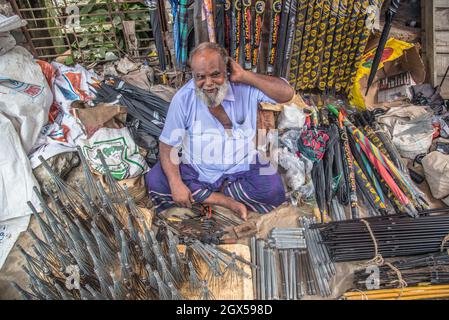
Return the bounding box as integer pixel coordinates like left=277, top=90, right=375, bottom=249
left=99, top=47, right=107, bottom=59
left=80, top=17, right=93, bottom=25
left=112, top=16, right=122, bottom=26
left=79, top=38, right=89, bottom=48
left=64, top=56, right=74, bottom=66
left=80, top=0, right=97, bottom=15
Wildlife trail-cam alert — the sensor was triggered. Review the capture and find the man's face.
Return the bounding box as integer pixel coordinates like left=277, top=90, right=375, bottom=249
left=191, top=49, right=228, bottom=107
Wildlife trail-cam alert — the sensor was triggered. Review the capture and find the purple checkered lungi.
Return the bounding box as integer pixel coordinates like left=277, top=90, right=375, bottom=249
left=145, top=158, right=286, bottom=214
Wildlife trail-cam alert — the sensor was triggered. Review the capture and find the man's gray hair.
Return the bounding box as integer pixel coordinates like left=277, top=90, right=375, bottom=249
left=189, top=42, right=229, bottom=67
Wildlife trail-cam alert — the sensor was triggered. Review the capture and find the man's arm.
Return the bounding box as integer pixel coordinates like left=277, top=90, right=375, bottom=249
left=229, top=59, right=295, bottom=103
left=159, top=142, right=194, bottom=208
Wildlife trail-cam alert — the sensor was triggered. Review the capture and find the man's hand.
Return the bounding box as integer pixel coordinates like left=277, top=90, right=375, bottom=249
left=171, top=181, right=194, bottom=208
left=227, top=58, right=294, bottom=103
left=228, top=58, right=247, bottom=83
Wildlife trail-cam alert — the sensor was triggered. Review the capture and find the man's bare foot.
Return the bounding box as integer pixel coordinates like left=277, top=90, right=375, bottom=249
left=229, top=200, right=248, bottom=221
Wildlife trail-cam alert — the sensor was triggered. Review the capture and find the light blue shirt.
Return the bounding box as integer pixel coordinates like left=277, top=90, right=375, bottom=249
left=159, top=79, right=276, bottom=184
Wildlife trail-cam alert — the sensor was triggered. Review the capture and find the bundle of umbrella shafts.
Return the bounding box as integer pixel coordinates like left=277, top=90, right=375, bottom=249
left=343, top=284, right=449, bottom=300
left=303, top=102, right=428, bottom=222
left=14, top=149, right=249, bottom=300
left=250, top=217, right=335, bottom=299
left=315, top=213, right=449, bottom=262
left=93, top=76, right=169, bottom=138
left=353, top=252, right=449, bottom=290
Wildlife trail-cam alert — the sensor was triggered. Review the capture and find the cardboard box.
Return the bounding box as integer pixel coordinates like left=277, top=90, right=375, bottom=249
left=351, top=37, right=426, bottom=110
left=363, top=43, right=425, bottom=108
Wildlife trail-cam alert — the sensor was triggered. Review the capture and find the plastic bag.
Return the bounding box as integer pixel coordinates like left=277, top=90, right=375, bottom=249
left=272, top=147, right=307, bottom=191
left=78, top=127, right=149, bottom=180
left=0, top=46, right=53, bottom=154
left=422, top=151, right=449, bottom=199
left=277, top=104, right=306, bottom=130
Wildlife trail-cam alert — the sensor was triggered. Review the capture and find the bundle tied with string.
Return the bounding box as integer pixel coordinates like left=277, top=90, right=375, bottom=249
left=359, top=219, right=408, bottom=294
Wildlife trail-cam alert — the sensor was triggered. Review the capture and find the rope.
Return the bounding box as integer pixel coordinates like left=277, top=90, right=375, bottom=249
left=350, top=289, right=370, bottom=300
left=360, top=219, right=384, bottom=266
left=440, top=234, right=449, bottom=252
left=384, top=261, right=408, bottom=299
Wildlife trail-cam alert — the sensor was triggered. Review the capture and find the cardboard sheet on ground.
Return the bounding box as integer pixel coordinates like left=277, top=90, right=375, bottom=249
left=179, top=244, right=253, bottom=300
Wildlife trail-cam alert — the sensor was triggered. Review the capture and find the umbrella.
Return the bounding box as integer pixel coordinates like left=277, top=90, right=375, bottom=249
left=242, top=0, right=253, bottom=70
left=347, top=131, right=387, bottom=207
left=251, top=0, right=267, bottom=72
left=328, top=104, right=424, bottom=217
left=215, top=0, right=226, bottom=47
left=338, top=111, right=359, bottom=219
left=266, top=0, right=282, bottom=75
left=323, top=124, right=339, bottom=207
left=145, top=0, right=167, bottom=72
left=93, top=77, right=169, bottom=137
left=312, top=160, right=327, bottom=223
left=365, top=0, right=401, bottom=95
left=280, top=0, right=298, bottom=78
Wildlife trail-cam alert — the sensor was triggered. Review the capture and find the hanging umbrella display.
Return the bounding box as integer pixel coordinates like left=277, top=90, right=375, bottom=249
left=251, top=0, right=266, bottom=72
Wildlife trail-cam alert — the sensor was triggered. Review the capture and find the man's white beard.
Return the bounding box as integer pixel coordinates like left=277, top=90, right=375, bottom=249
left=195, top=81, right=229, bottom=108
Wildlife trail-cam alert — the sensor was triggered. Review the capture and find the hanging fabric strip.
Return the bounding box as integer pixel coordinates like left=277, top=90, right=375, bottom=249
left=301, top=0, right=324, bottom=89
left=318, top=0, right=340, bottom=91
left=203, top=0, right=216, bottom=42
left=308, top=0, right=331, bottom=89
left=335, top=0, right=359, bottom=92
left=242, top=0, right=252, bottom=70
left=266, top=0, right=282, bottom=75
left=168, top=0, right=180, bottom=67
left=327, top=0, right=352, bottom=89
left=295, top=0, right=316, bottom=90
left=251, top=0, right=266, bottom=72
left=342, top=0, right=371, bottom=91
left=178, top=0, right=189, bottom=69
left=288, top=0, right=308, bottom=87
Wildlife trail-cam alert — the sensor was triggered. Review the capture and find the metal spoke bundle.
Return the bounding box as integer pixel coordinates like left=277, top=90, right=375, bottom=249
left=14, top=151, right=252, bottom=300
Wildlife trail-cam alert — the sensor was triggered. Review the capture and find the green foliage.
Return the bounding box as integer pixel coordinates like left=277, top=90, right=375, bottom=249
left=59, top=0, right=153, bottom=63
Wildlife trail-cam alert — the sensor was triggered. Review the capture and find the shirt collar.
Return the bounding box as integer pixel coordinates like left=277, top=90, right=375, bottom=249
left=186, top=79, right=235, bottom=102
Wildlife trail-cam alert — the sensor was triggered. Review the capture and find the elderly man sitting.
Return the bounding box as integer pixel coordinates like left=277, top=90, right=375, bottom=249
left=145, top=42, right=294, bottom=220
